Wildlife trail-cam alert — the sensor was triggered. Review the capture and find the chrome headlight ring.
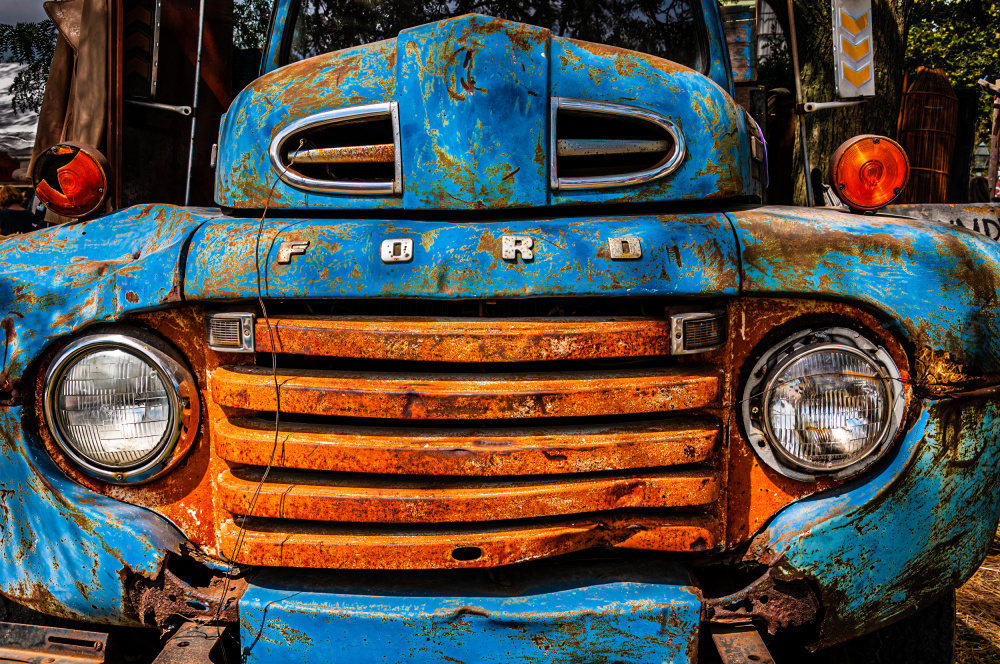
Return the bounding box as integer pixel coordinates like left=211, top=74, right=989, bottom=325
left=43, top=330, right=200, bottom=485
left=741, top=326, right=905, bottom=481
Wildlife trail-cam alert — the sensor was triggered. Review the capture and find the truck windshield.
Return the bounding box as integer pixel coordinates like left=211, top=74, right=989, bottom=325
left=286, top=0, right=707, bottom=73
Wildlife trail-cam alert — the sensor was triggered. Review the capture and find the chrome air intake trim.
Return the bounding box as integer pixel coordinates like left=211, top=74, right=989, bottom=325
left=550, top=97, right=686, bottom=191
left=269, top=102, right=402, bottom=195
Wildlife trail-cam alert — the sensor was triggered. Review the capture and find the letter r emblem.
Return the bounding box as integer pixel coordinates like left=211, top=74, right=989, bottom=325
left=501, top=235, right=533, bottom=261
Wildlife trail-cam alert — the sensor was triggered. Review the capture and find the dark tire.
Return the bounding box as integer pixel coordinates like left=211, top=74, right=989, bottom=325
left=806, top=589, right=956, bottom=664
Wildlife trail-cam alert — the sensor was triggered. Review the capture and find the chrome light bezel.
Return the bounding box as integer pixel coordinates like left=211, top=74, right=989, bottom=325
left=740, top=327, right=905, bottom=481
left=43, top=332, right=199, bottom=485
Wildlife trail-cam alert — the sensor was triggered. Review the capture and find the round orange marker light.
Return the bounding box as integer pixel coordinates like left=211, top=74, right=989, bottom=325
left=31, top=142, right=111, bottom=219
left=829, top=135, right=909, bottom=213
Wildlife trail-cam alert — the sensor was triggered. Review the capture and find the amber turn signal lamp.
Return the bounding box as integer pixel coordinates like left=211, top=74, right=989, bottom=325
left=829, top=135, right=909, bottom=213
left=31, top=142, right=111, bottom=219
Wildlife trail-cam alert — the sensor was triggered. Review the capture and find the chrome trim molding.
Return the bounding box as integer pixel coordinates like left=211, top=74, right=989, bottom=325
left=550, top=97, right=686, bottom=191
left=269, top=101, right=402, bottom=195
left=43, top=332, right=199, bottom=485
left=206, top=312, right=255, bottom=352
left=669, top=311, right=725, bottom=355
left=740, top=327, right=905, bottom=482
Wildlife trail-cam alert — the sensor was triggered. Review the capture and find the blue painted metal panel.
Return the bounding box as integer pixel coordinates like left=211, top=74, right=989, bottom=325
left=0, top=205, right=220, bottom=623
left=701, top=0, right=735, bottom=94
left=216, top=39, right=400, bottom=210
left=218, top=11, right=748, bottom=211
left=0, top=204, right=218, bottom=384
left=0, top=407, right=182, bottom=623
left=182, top=212, right=740, bottom=300
left=549, top=37, right=749, bottom=207
left=240, top=564, right=700, bottom=664
left=397, top=16, right=550, bottom=210
left=728, top=206, right=1000, bottom=372
left=261, top=0, right=295, bottom=74
left=753, top=394, right=1000, bottom=646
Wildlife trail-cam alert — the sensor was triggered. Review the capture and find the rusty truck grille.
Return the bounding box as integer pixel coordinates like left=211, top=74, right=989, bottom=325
left=210, top=315, right=724, bottom=569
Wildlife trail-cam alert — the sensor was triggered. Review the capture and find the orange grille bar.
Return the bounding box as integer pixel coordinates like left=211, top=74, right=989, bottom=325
left=254, top=316, right=674, bottom=362
left=219, top=512, right=720, bottom=569
left=210, top=366, right=720, bottom=419
left=213, top=416, right=719, bottom=475
left=217, top=467, right=720, bottom=523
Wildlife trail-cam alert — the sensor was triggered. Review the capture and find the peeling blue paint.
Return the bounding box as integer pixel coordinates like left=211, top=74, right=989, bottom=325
left=221, top=12, right=749, bottom=211
left=754, top=394, right=1000, bottom=646
left=240, top=563, right=701, bottom=664
left=182, top=212, right=740, bottom=300
left=0, top=407, right=182, bottom=623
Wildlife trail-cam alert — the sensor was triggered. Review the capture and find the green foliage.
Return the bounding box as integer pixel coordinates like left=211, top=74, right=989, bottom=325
left=905, top=0, right=999, bottom=142
left=234, top=0, right=272, bottom=50
left=0, top=21, right=56, bottom=115
left=757, top=37, right=795, bottom=92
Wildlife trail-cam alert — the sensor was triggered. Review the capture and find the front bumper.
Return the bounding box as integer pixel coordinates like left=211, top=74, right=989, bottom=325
left=239, top=562, right=701, bottom=664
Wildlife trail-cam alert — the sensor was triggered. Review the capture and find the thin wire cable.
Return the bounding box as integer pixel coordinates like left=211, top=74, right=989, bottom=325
left=211, top=141, right=304, bottom=658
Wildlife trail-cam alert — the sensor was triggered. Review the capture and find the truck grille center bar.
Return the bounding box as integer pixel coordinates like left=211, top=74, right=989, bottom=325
left=209, top=315, right=724, bottom=569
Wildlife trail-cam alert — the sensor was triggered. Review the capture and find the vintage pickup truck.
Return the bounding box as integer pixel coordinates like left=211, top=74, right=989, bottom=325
left=0, top=0, right=997, bottom=662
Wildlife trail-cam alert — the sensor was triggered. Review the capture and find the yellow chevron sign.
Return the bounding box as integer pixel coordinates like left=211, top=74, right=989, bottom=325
left=833, top=0, right=875, bottom=96
left=843, top=63, right=872, bottom=87
left=841, top=36, right=870, bottom=60
left=840, top=10, right=869, bottom=35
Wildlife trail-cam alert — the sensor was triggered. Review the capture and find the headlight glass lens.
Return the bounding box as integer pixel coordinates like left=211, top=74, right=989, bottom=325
left=764, top=347, right=891, bottom=471
left=52, top=348, right=172, bottom=469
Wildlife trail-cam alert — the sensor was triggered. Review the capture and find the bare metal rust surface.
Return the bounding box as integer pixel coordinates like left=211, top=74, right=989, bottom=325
left=217, top=467, right=720, bottom=523
left=704, top=570, right=820, bottom=635
left=255, top=316, right=674, bottom=362
left=210, top=365, right=721, bottom=419
left=0, top=622, right=108, bottom=664
left=219, top=512, right=721, bottom=569
left=291, top=143, right=394, bottom=164
left=46, top=298, right=917, bottom=573
left=214, top=416, right=719, bottom=475
left=709, top=624, right=776, bottom=664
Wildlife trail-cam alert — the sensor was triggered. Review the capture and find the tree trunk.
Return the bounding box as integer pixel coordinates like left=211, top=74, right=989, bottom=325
left=771, top=0, right=914, bottom=205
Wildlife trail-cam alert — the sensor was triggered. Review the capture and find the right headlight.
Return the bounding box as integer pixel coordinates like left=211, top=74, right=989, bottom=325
left=741, top=327, right=904, bottom=481
left=43, top=330, right=199, bottom=485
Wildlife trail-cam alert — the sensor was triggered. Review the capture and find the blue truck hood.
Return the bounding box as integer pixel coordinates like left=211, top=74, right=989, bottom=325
left=216, top=13, right=750, bottom=211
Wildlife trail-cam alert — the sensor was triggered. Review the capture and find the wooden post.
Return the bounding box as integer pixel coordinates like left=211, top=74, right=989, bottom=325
left=991, top=96, right=999, bottom=200
left=982, top=79, right=1000, bottom=200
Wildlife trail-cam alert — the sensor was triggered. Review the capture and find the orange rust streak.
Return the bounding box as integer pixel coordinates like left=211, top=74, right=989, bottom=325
left=214, top=416, right=719, bottom=475
left=211, top=366, right=720, bottom=419
left=255, top=316, right=674, bottom=362
left=289, top=143, right=395, bottom=164
left=217, top=467, right=720, bottom=522
left=218, top=513, right=720, bottom=569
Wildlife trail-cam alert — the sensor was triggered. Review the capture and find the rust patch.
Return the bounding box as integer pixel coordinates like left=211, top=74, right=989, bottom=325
left=218, top=512, right=721, bottom=570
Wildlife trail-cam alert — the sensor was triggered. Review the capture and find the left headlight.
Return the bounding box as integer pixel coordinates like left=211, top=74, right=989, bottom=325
left=741, top=327, right=904, bottom=481
left=43, top=331, right=200, bottom=484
